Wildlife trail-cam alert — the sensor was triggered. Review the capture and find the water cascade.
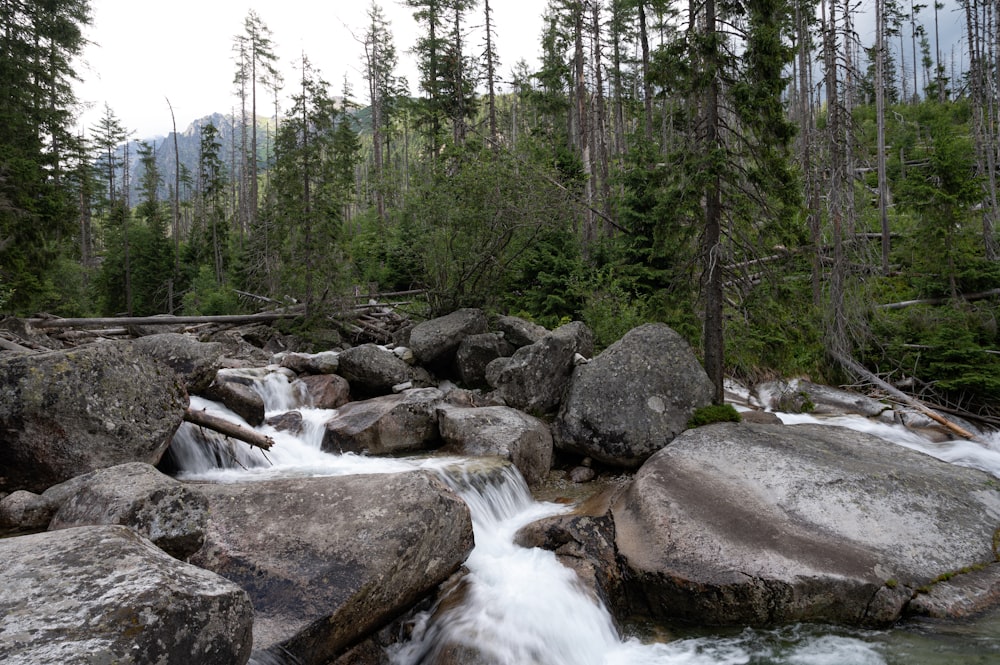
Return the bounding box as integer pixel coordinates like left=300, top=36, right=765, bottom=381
left=174, top=370, right=1000, bottom=665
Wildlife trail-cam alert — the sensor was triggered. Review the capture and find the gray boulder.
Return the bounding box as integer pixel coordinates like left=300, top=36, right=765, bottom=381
left=189, top=472, right=474, bottom=664
left=48, top=462, right=209, bottom=560
left=0, top=342, right=187, bottom=494
left=493, top=315, right=548, bottom=348
left=296, top=373, right=351, bottom=409
left=0, top=525, right=253, bottom=664
left=279, top=350, right=340, bottom=375
left=203, top=378, right=265, bottom=426
left=437, top=405, right=553, bottom=487
left=131, top=333, right=223, bottom=394
left=612, top=422, right=1000, bottom=627
left=409, top=308, right=489, bottom=370
left=0, top=490, right=53, bottom=532
left=554, top=323, right=713, bottom=467
left=321, top=388, right=444, bottom=455
left=336, top=343, right=411, bottom=396
left=487, top=321, right=594, bottom=415
left=456, top=332, right=509, bottom=389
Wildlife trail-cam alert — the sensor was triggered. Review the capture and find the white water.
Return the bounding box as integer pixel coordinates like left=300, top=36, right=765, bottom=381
left=174, top=369, right=1000, bottom=664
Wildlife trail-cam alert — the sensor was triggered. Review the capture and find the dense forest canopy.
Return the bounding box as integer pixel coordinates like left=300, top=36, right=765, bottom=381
left=2, top=0, right=1000, bottom=414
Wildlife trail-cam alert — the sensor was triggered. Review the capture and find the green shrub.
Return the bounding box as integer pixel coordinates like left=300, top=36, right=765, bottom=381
left=688, top=404, right=741, bottom=428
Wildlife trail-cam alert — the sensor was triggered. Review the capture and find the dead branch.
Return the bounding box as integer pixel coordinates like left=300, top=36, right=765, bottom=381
left=877, top=288, right=1000, bottom=310
left=183, top=407, right=275, bottom=451
left=832, top=351, right=980, bottom=441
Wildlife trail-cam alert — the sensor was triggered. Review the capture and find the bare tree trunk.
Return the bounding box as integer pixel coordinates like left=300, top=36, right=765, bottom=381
left=637, top=1, right=654, bottom=143
left=166, top=97, right=181, bottom=313
left=875, top=0, right=891, bottom=274
left=703, top=0, right=724, bottom=405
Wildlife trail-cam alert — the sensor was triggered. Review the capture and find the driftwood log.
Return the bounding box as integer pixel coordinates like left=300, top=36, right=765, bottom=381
left=183, top=407, right=275, bottom=451
left=833, top=351, right=980, bottom=441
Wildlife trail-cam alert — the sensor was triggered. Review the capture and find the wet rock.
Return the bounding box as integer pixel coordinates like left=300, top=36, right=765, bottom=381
left=553, top=323, right=713, bottom=468
left=437, top=405, right=553, bottom=487
left=48, top=462, right=209, bottom=560
left=266, top=410, right=304, bottom=435
left=203, top=378, right=265, bottom=427
left=612, top=422, right=1000, bottom=627
left=189, top=472, right=473, bottom=664
left=755, top=378, right=890, bottom=418
left=322, top=388, right=444, bottom=455
left=0, top=342, right=187, bottom=494
left=0, top=524, right=253, bottom=664
left=297, top=373, right=351, bottom=409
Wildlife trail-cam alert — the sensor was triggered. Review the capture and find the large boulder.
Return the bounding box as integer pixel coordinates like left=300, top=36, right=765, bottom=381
left=456, top=333, right=509, bottom=389
left=487, top=321, right=593, bottom=415
left=0, top=343, right=187, bottom=494
left=278, top=350, right=341, bottom=375
left=48, top=462, right=209, bottom=560
left=0, top=525, right=253, bottom=664
left=189, top=472, right=474, bottom=664
left=553, top=323, right=713, bottom=467
left=131, top=333, right=224, bottom=393
left=336, top=343, right=411, bottom=396
left=321, top=388, right=444, bottom=455
left=437, top=405, right=553, bottom=487
left=296, top=373, right=351, bottom=409
left=493, top=315, right=548, bottom=348
left=409, top=308, right=489, bottom=371
left=612, top=422, right=1000, bottom=627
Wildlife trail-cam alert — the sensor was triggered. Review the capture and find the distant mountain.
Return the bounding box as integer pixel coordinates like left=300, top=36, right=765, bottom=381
left=120, top=105, right=366, bottom=207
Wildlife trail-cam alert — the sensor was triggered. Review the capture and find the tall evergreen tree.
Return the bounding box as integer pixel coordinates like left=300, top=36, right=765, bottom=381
left=0, top=0, right=91, bottom=312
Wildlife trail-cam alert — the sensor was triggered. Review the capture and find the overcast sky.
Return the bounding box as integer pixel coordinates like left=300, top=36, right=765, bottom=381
left=74, top=0, right=547, bottom=138
left=73, top=0, right=968, bottom=140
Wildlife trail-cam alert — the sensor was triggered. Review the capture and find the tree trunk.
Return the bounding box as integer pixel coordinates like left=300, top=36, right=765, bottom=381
left=184, top=407, right=275, bottom=451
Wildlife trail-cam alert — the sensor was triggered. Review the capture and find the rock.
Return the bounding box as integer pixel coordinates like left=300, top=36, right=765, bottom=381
left=266, top=410, right=304, bottom=435
left=0, top=525, right=253, bottom=664
left=514, top=512, right=625, bottom=616
left=553, top=323, right=713, bottom=468
left=907, top=563, right=1000, bottom=619
left=131, top=333, right=224, bottom=394
left=756, top=378, right=890, bottom=417
left=740, top=409, right=782, bottom=424
left=203, top=379, right=265, bottom=427
left=493, top=315, right=548, bottom=348
left=0, top=342, right=187, bottom=494
left=321, top=388, right=444, bottom=455
left=456, top=332, right=508, bottom=389
left=297, top=374, right=351, bottom=409
left=336, top=344, right=411, bottom=397
left=409, top=308, right=489, bottom=371
left=568, top=466, right=596, bottom=483
left=205, top=329, right=272, bottom=367
left=189, top=472, right=473, bottom=664
left=48, top=462, right=209, bottom=560
left=612, top=422, right=1000, bottom=627
left=487, top=321, right=594, bottom=415
left=437, top=405, right=553, bottom=487
left=0, top=489, right=53, bottom=531
left=279, top=350, right=341, bottom=375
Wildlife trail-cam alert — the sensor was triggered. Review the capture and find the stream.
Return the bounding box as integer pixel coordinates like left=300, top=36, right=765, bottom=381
left=171, top=372, right=1000, bottom=664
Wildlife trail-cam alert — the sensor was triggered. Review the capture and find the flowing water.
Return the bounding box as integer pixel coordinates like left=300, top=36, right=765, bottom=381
left=173, top=372, right=1000, bottom=664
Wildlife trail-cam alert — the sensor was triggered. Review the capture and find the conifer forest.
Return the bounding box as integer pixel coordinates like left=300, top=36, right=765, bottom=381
left=2, top=0, right=1000, bottom=415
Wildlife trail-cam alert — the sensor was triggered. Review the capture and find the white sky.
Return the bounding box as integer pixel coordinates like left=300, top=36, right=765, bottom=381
left=74, top=0, right=547, bottom=138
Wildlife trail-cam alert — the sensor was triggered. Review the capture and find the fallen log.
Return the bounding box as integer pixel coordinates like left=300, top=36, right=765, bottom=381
left=183, top=407, right=275, bottom=451
left=26, top=312, right=300, bottom=330
left=876, top=288, right=1000, bottom=310
left=832, top=351, right=980, bottom=441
